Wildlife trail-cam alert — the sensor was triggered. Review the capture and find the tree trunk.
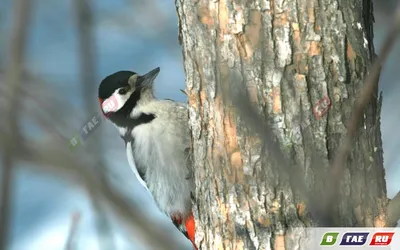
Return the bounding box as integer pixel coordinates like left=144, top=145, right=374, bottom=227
left=175, top=0, right=387, bottom=249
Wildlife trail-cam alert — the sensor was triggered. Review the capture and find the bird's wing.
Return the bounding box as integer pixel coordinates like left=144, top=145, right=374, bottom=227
left=125, top=140, right=149, bottom=192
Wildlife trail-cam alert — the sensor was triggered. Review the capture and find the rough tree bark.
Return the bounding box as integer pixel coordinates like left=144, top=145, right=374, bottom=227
left=176, top=0, right=389, bottom=249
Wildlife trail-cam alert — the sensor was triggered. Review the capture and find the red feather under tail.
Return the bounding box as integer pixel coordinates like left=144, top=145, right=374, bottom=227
left=185, top=214, right=197, bottom=250
left=172, top=213, right=197, bottom=250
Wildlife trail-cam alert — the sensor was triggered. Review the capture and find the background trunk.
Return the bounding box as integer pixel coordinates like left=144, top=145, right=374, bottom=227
left=176, top=0, right=388, bottom=249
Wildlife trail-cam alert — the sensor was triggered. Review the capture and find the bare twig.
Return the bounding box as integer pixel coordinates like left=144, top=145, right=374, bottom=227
left=323, top=0, right=400, bottom=219
left=0, top=0, right=31, bottom=249
left=74, top=0, right=115, bottom=249
left=387, top=191, right=400, bottom=226
left=226, top=76, right=323, bottom=225
left=0, top=2, right=181, bottom=248
left=64, top=212, right=81, bottom=250
left=0, top=137, right=185, bottom=249
left=0, top=69, right=185, bottom=249
left=227, top=1, right=400, bottom=227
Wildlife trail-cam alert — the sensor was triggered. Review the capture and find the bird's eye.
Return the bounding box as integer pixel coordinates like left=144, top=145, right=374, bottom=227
left=118, top=88, right=128, bottom=95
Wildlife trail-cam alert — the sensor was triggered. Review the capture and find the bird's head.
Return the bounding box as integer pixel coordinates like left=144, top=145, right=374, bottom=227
left=98, top=67, right=160, bottom=119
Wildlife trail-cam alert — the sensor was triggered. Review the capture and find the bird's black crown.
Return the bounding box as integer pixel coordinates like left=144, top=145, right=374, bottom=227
left=98, top=70, right=135, bottom=100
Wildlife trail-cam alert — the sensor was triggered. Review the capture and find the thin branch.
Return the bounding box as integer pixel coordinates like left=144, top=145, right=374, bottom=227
left=226, top=77, right=325, bottom=226
left=0, top=137, right=185, bottom=249
left=0, top=0, right=31, bottom=249
left=227, top=1, right=400, bottom=227
left=64, top=212, right=81, bottom=250
left=323, top=0, right=400, bottom=219
left=0, top=26, right=184, bottom=250
left=74, top=0, right=115, bottom=249
left=386, top=191, right=400, bottom=226
left=0, top=76, right=184, bottom=248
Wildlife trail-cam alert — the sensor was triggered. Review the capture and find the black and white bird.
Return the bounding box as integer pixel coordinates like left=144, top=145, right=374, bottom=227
left=97, top=67, right=196, bottom=248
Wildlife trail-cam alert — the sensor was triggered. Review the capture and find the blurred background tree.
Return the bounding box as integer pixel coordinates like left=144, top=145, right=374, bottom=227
left=176, top=0, right=400, bottom=248
left=0, top=0, right=398, bottom=249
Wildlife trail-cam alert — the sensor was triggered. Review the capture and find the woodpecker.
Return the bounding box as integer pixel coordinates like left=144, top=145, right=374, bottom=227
left=98, top=67, right=196, bottom=249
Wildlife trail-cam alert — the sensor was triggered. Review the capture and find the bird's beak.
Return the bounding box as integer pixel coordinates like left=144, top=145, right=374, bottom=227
left=136, top=67, right=160, bottom=87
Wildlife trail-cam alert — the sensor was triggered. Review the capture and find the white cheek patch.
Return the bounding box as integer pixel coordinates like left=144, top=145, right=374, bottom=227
left=101, top=88, right=132, bottom=114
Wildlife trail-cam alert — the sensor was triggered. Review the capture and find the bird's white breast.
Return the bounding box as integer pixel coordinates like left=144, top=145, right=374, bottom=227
left=129, top=110, right=193, bottom=218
